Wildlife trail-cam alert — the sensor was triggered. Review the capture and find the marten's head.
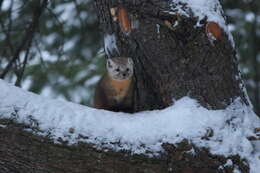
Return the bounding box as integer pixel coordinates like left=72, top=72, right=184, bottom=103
left=107, top=57, right=133, bottom=80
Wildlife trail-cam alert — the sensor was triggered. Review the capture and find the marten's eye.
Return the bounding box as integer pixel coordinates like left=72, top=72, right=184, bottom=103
left=116, top=68, right=120, bottom=72
left=126, top=68, right=129, bottom=71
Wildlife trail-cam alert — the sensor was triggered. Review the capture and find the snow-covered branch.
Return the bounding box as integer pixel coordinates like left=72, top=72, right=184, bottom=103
left=0, top=80, right=259, bottom=172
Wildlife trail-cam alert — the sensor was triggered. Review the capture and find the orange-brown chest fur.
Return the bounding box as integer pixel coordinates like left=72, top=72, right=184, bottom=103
left=107, top=76, right=132, bottom=101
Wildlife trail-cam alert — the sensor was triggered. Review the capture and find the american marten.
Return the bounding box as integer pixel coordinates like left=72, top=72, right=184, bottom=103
left=93, top=57, right=134, bottom=112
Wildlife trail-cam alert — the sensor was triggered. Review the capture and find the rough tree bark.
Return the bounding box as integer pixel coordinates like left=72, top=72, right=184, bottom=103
left=0, top=0, right=256, bottom=173
left=0, top=119, right=250, bottom=173
left=95, top=0, right=248, bottom=112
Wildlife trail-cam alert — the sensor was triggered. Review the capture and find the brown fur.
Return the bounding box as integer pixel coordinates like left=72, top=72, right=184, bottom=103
left=93, top=74, right=134, bottom=113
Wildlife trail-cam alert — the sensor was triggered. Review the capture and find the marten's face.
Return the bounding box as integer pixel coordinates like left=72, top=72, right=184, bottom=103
left=107, top=57, right=133, bottom=80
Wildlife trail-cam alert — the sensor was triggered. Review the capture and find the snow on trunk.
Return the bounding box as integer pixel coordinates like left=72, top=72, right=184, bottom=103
left=169, top=0, right=234, bottom=46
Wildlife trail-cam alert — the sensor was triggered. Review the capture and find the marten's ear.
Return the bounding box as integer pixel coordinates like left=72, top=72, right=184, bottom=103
left=127, top=58, right=133, bottom=66
left=107, top=59, right=114, bottom=68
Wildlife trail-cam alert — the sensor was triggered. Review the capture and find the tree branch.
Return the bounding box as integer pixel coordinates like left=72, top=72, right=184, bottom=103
left=0, top=119, right=249, bottom=173
left=0, top=0, right=49, bottom=79
left=15, top=44, right=31, bottom=87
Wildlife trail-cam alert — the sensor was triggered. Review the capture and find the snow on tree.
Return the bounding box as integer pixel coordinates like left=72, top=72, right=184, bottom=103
left=96, top=0, right=251, bottom=112
left=0, top=0, right=259, bottom=172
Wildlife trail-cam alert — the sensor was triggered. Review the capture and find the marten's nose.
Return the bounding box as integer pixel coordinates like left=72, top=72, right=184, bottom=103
left=123, top=73, right=126, bottom=77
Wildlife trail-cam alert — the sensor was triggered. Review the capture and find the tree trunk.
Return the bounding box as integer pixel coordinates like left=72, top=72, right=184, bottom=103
left=0, top=1, right=256, bottom=172
left=95, top=0, right=249, bottom=112
left=250, top=7, right=260, bottom=115
left=0, top=119, right=249, bottom=173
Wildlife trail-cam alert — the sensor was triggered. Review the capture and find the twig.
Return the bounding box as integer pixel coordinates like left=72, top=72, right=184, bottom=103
left=34, top=39, right=46, bottom=67
left=0, top=0, right=49, bottom=79
left=15, top=44, right=31, bottom=87
left=0, top=0, right=4, bottom=11
left=0, top=0, right=14, bottom=59
left=45, top=6, right=65, bottom=60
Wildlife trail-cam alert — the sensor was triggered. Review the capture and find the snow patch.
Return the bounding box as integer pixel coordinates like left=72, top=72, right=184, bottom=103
left=169, top=0, right=235, bottom=47
left=0, top=79, right=259, bottom=172
left=0, top=124, right=7, bottom=128
left=104, top=34, right=119, bottom=56
left=224, top=159, right=233, bottom=167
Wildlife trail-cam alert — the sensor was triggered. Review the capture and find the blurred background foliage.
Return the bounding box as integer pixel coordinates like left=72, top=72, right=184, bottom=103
left=222, top=0, right=260, bottom=115
left=0, top=0, right=104, bottom=105
left=0, top=0, right=259, bottom=115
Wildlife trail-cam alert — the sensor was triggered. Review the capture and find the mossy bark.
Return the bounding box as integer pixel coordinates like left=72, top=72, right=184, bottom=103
left=95, top=0, right=248, bottom=112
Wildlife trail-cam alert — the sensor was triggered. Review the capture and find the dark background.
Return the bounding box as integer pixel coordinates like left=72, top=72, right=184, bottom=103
left=0, top=0, right=259, bottom=115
